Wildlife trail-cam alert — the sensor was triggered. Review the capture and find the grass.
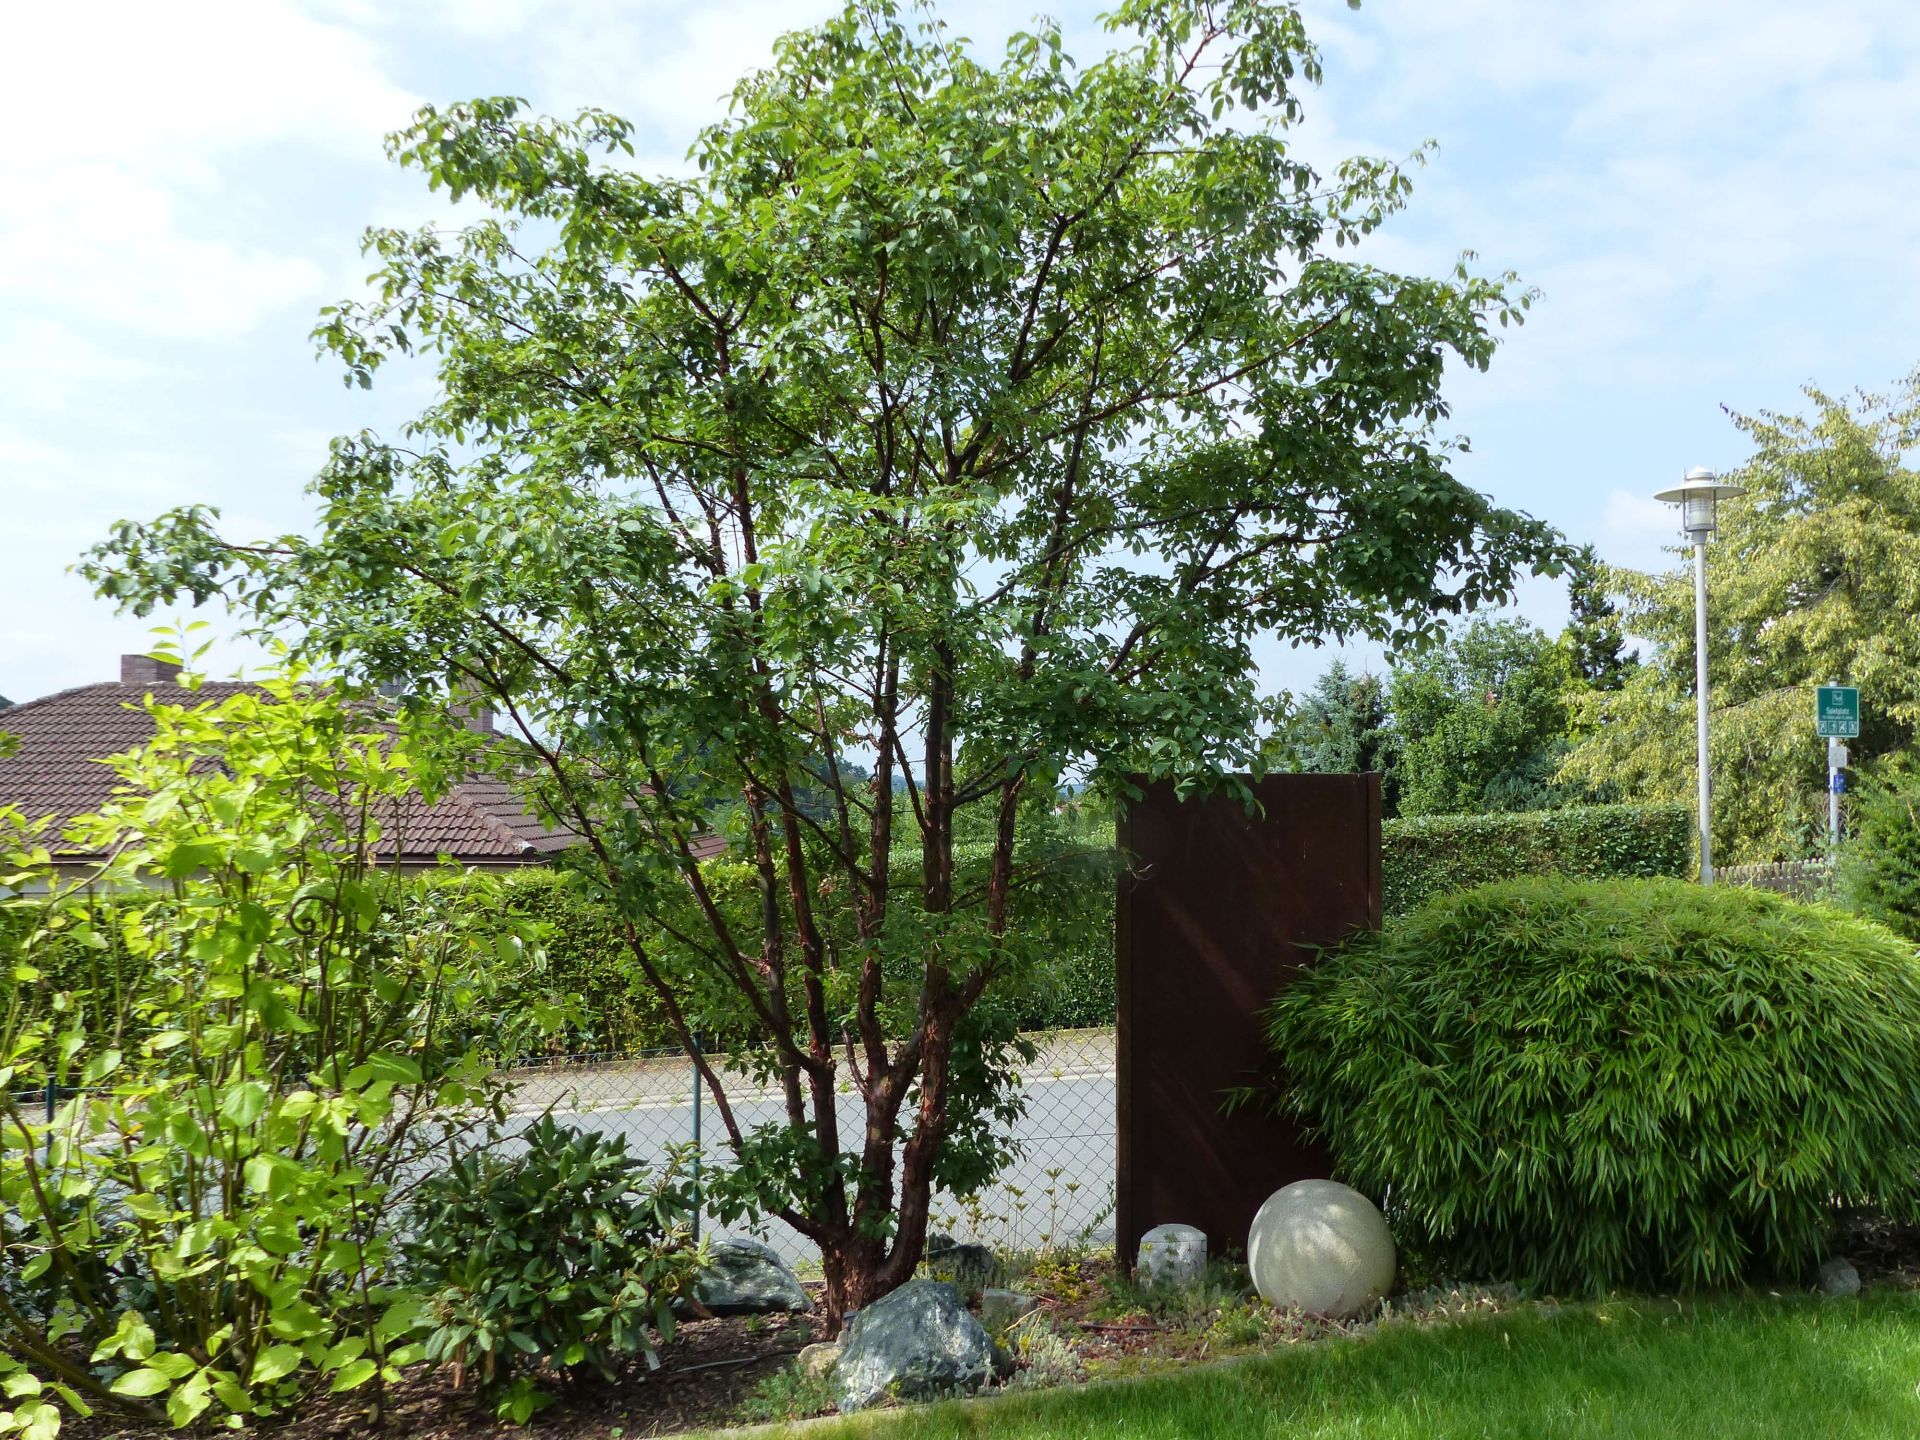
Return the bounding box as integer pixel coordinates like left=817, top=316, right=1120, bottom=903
left=747, top=1289, right=1920, bottom=1439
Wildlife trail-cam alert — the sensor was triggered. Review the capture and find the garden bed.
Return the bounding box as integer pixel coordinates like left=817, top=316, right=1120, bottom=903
left=59, top=1215, right=1920, bottom=1440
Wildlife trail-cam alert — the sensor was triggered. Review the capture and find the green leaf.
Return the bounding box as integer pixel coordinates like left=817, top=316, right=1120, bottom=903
left=249, top=1345, right=303, bottom=1385
left=110, top=1367, right=174, bottom=1398
left=218, top=1081, right=270, bottom=1127
left=328, top=1358, right=379, bottom=1393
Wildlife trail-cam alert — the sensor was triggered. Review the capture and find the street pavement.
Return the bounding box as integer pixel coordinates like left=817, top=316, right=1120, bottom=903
left=498, top=1030, right=1117, bottom=1267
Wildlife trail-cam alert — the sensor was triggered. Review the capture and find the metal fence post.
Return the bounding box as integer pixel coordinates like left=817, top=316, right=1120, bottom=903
left=690, top=1033, right=703, bottom=1244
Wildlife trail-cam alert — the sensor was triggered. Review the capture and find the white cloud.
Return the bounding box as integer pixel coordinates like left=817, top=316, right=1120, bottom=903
left=0, top=0, right=418, bottom=348
left=1600, top=488, right=1688, bottom=573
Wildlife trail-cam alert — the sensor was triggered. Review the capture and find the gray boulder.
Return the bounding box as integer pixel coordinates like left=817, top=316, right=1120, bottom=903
left=1818, top=1257, right=1862, bottom=1297
left=674, top=1237, right=811, bottom=1317
left=835, top=1279, right=1007, bottom=1412
left=980, top=1289, right=1041, bottom=1337
left=925, top=1234, right=999, bottom=1296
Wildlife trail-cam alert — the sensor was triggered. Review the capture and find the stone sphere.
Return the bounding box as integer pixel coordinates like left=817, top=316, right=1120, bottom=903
left=1248, top=1179, right=1395, bottom=1318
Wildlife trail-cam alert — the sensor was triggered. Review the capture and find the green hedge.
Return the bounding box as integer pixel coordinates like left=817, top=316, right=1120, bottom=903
left=474, top=868, right=678, bottom=1055
left=1382, top=802, right=1692, bottom=916
left=9, top=803, right=1691, bottom=1053
left=470, top=857, right=1115, bottom=1054
left=1260, top=877, right=1920, bottom=1292
left=453, top=805, right=1687, bottom=1048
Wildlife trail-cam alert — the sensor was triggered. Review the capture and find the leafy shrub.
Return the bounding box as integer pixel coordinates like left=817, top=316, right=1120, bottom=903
left=1257, top=877, right=1920, bottom=1293
left=461, top=869, right=679, bottom=1056
left=0, top=662, right=562, bottom=1439
left=1840, top=761, right=1920, bottom=942
left=1381, top=803, right=1691, bottom=916
left=401, top=1116, right=703, bottom=1419
left=455, top=834, right=1117, bottom=1052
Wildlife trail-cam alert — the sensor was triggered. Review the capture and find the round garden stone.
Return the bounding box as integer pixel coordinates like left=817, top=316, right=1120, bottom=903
left=1248, top=1180, right=1395, bottom=1319
left=798, top=1341, right=841, bottom=1378
left=925, top=1234, right=999, bottom=1296
left=1817, top=1257, right=1862, bottom=1297
left=672, top=1237, right=811, bottom=1317
left=1136, top=1222, right=1207, bottom=1288
left=835, top=1279, right=1007, bottom=1412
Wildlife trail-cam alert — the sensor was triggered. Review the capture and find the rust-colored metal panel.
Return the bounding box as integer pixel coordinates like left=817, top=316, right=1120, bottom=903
left=1115, top=773, right=1382, bottom=1270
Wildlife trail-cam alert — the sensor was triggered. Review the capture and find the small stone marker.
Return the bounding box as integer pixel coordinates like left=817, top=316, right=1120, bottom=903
left=1248, top=1180, right=1395, bottom=1319
left=1136, top=1223, right=1208, bottom=1287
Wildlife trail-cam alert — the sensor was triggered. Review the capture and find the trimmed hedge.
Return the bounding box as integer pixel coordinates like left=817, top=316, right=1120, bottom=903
left=476, top=868, right=678, bottom=1055
left=1260, top=877, right=1920, bottom=1293
left=1382, top=802, right=1691, bottom=916
left=444, top=804, right=1687, bottom=1048
left=9, top=802, right=1690, bottom=1052
left=468, top=855, right=1116, bottom=1054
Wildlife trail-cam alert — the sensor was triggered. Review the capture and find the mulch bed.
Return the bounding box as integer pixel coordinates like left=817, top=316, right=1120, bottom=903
left=1835, top=1208, right=1920, bottom=1285
left=66, top=1311, right=823, bottom=1440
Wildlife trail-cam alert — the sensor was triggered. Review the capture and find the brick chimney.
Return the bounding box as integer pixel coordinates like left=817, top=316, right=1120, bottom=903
left=121, top=653, right=183, bottom=686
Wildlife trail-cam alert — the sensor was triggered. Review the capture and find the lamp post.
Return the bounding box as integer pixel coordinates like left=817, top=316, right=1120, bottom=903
left=1652, top=466, right=1747, bottom=884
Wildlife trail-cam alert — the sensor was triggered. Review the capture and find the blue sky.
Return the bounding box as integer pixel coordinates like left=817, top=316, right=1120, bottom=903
left=4, top=0, right=1918, bottom=704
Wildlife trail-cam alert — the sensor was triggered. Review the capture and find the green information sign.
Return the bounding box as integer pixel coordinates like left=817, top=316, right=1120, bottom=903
left=1816, top=685, right=1860, bottom=738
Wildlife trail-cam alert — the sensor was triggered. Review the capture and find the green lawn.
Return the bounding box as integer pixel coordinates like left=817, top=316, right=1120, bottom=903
left=771, top=1290, right=1920, bottom=1439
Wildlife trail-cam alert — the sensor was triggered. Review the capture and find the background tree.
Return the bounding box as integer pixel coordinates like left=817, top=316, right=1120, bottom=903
left=1389, top=617, right=1583, bottom=816
left=1275, top=661, right=1398, bottom=814
left=1561, top=373, right=1920, bottom=861
left=1564, top=542, right=1633, bottom=692
left=86, top=0, right=1560, bottom=1325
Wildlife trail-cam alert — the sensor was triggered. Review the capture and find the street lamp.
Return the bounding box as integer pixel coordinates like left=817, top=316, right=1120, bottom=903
left=1652, top=466, right=1747, bottom=884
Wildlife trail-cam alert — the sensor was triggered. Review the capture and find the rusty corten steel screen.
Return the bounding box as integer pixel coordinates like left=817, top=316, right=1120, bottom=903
left=1115, top=773, right=1382, bottom=1270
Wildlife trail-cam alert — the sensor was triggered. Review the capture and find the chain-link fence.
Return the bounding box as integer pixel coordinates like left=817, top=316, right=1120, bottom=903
left=496, top=1028, right=1117, bottom=1269
left=7, top=1031, right=1117, bottom=1273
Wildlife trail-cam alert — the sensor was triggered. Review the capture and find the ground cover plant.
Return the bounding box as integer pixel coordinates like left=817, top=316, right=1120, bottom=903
left=1255, top=876, right=1920, bottom=1292
left=85, top=0, right=1563, bottom=1326
left=0, top=657, right=563, bottom=1439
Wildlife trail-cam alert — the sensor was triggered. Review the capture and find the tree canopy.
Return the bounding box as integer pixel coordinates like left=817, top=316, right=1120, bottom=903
left=1561, top=373, right=1920, bottom=862
left=1387, top=617, right=1582, bottom=816
left=1274, top=660, right=1397, bottom=810
left=85, top=0, right=1561, bottom=1322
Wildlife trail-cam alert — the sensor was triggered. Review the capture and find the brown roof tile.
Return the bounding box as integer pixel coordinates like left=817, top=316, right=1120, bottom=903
left=0, top=677, right=577, bottom=864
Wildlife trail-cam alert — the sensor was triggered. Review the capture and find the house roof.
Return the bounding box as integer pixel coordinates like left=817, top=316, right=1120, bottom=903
left=0, top=672, right=582, bottom=865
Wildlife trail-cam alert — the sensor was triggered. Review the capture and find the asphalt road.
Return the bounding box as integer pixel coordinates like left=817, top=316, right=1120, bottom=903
left=498, top=1032, right=1117, bottom=1268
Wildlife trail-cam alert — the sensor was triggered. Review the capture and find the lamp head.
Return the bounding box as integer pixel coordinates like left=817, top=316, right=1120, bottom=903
left=1653, top=467, right=1747, bottom=541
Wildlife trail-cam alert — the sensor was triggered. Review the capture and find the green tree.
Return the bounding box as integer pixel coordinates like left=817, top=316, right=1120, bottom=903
left=1564, top=542, right=1633, bottom=691
left=1840, top=762, right=1920, bottom=942
left=1390, top=618, right=1580, bottom=816
left=84, top=0, right=1560, bottom=1324
left=1562, top=374, right=1920, bottom=862
left=1277, top=661, right=1398, bottom=813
